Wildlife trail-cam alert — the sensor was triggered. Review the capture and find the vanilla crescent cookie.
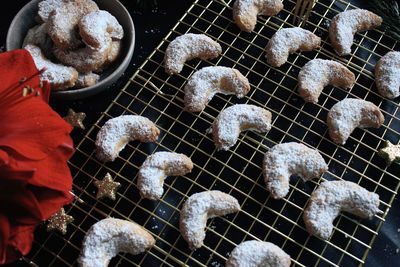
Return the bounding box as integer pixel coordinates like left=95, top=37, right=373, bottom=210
left=24, top=44, right=78, bottom=91
left=233, top=0, right=284, bottom=32
left=23, top=23, right=54, bottom=59
left=78, top=218, right=155, bottom=267
left=75, top=72, right=100, bottom=88
left=303, top=180, right=380, bottom=240
left=329, top=9, right=382, bottom=56
left=263, top=142, right=328, bottom=199
left=79, top=10, right=124, bottom=49
left=265, top=27, right=321, bottom=67
left=138, top=152, right=193, bottom=200
left=184, top=66, right=250, bottom=112
left=180, top=190, right=240, bottom=250
left=375, top=51, right=400, bottom=99
left=47, top=0, right=99, bottom=50
left=298, top=59, right=355, bottom=103
left=212, top=104, right=272, bottom=151
left=164, top=33, right=222, bottom=74
left=37, top=0, right=68, bottom=23
left=95, top=115, right=160, bottom=162
left=226, top=240, right=291, bottom=267
left=327, top=98, right=384, bottom=145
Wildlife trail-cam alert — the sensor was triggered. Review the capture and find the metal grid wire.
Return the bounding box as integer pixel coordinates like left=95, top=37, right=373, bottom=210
left=25, top=0, right=400, bottom=266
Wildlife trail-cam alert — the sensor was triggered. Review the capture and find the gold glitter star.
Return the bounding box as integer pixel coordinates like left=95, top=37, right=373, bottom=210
left=94, top=173, right=121, bottom=200
left=63, top=108, right=86, bottom=130
left=47, top=208, right=74, bottom=235
left=378, top=140, right=400, bottom=165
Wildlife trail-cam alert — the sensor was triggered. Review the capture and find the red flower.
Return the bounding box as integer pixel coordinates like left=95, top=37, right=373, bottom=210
left=0, top=50, right=74, bottom=264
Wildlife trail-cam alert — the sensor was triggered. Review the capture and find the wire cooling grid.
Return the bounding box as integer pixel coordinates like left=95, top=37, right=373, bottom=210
left=24, top=0, right=400, bottom=266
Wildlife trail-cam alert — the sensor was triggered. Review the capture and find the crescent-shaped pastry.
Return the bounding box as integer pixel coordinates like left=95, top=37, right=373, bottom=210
left=329, top=9, right=382, bottom=56
left=95, top=115, right=160, bottom=162
left=184, top=66, right=250, bottom=112
left=233, top=0, right=284, bottom=32
left=265, top=27, right=321, bottom=67
left=180, top=190, right=240, bottom=250
left=137, top=152, right=194, bottom=200
left=226, top=240, right=291, bottom=267
left=303, top=180, right=380, bottom=240
left=164, top=33, right=222, bottom=74
left=212, top=104, right=272, bottom=151
left=297, top=59, right=355, bottom=103
left=78, top=218, right=155, bottom=267
left=375, top=51, right=400, bottom=99
left=327, top=98, right=384, bottom=145
left=263, top=142, right=328, bottom=199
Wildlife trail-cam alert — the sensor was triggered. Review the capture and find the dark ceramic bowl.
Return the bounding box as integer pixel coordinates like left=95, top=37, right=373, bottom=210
left=6, top=0, right=135, bottom=100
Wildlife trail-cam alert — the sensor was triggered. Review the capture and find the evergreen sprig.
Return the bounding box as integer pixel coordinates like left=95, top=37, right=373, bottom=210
left=368, top=0, right=400, bottom=40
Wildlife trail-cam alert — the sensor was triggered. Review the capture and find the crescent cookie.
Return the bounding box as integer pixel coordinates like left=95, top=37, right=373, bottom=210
left=137, top=152, right=193, bottom=200
left=78, top=218, right=155, bottom=267
left=47, top=0, right=99, bottom=50
left=265, top=27, right=321, bottom=67
left=375, top=51, right=400, bottom=99
left=37, top=0, right=68, bottom=23
left=180, top=190, right=240, bottom=250
left=226, top=240, right=291, bottom=267
left=303, top=180, right=380, bottom=240
left=79, top=10, right=124, bottom=49
left=327, top=98, right=384, bottom=145
left=95, top=115, right=160, bottom=162
left=75, top=72, right=100, bottom=88
left=184, top=66, right=250, bottom=112
left=297, top=59, right=355, bottom=103
left=24, top=44, right=78, bottom=91
left=164, top=33, right=222, bottom=74
left=233, top=0, right=284, bottom=32
left=212, top=104, right=272, bottom=151
left=329, top=9, right=382, bottom=56
left=23, top=23, right=54, bottom=59
left=263, top=142, right=328, bottom=199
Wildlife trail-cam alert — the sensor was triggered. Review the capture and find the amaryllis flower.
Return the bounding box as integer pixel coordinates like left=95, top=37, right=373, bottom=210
left=0, top=49, right=74, bottom=264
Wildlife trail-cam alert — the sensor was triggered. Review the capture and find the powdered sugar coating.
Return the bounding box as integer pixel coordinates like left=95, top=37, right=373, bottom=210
left=263, top=142, right=328, bottom=199
left=303, top=180, right=380, bottom=240
left=24, top=44, right=78, bottom=90
left=212, top=104, right=272, bottom=151
left=265, top=27, right=321, bottom=67
left=184, top=66, right=250, bottom=112
left=298, top=59, right=355, bottom=103
left=138, top=152, right=193, bottom=200
left=327, top=98, right=384, bottom=145
left=23, top=23, right=54, bottom=59
left=95, top=115, right=160, bottom=162
left=375, top=51, right=400, bottom=99
left=79, top=10, right=124, bottom=49
left=75, top=72, right=100, bottom=88
left=329, top=9, right=382, bottom=56
left=233, top=0, right=283, bottom=32
left=180, top=190, right=240, bottom=250
left=37, top=0, right=67, bottom=22
left=164, top=33, right=222, bottom=74
left=226, top=240, right=291, bottom=267
left=78, top=218, right=155, bottom=267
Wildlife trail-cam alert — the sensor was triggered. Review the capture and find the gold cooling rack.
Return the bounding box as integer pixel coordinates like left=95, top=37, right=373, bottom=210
left=25, top=0, right=400, bottom=266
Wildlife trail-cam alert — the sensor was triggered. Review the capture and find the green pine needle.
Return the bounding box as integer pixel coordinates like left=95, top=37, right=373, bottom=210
left=368, top=0, right=400, bottom=40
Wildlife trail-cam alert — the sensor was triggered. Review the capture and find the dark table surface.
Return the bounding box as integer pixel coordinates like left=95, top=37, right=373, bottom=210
left=1, top=0, right=399, bottom=266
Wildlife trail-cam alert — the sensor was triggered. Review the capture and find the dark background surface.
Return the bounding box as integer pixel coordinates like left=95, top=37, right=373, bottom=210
left=1, top=0, right=399, bottom=266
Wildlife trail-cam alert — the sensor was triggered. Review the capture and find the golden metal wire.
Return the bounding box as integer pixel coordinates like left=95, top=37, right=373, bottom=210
left=23, top=0, right=400, bottom=266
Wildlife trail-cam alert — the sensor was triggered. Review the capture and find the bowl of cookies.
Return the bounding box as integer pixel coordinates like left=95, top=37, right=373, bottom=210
left=6, top=0, right=135, bottom=100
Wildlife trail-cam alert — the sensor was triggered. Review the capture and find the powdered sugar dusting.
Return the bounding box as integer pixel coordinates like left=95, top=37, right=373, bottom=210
left=212, top=104, right=271, bottom=151
left=78, top=218, right=155, bottom=267
left=375, top=51, right=400, bottom=99
left=180, top=190, right=240, bottom=250
left=184, top=66, right=250, bottom=112
left=263, top=142, right=328, bottom=199
left=226, top=240, right=291, bottom=267
left=304, top=180, right=380, bottom=240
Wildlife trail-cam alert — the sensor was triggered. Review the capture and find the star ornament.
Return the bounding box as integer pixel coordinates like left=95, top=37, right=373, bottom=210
left=47, top=208, right=74, bottom=235
left=94, top=173, right=121, bottom=200
left=63, top=108, right=86, bottom=130
left=378, top=140, right=400, bottom=165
